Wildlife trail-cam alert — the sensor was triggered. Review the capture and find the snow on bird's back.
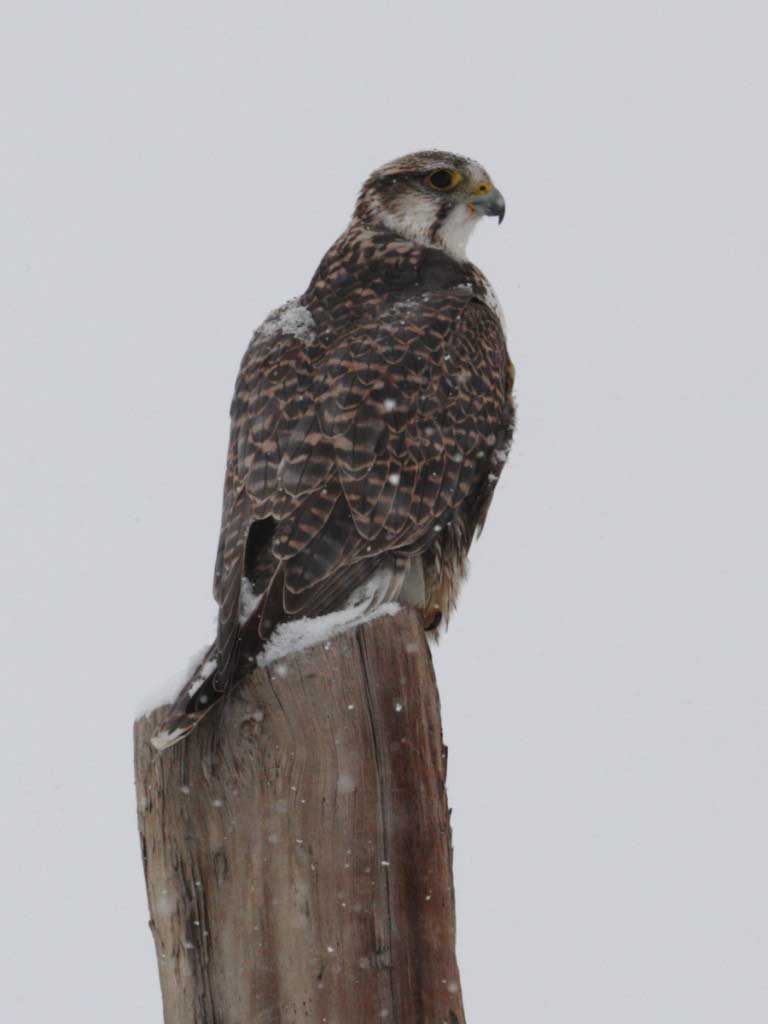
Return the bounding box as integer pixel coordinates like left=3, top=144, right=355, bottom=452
left=256, top=298, right=316, bottom=345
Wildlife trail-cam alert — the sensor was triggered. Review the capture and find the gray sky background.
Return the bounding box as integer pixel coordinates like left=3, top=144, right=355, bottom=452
left=1, top=2, right=766, bottom=1020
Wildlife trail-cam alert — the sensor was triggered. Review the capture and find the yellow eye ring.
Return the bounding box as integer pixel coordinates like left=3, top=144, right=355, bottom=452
left=426, top=169, right=463, bottom=192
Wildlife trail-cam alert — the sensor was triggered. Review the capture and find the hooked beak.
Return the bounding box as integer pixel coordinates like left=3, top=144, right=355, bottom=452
left=470, top=184, right=506, bottom=224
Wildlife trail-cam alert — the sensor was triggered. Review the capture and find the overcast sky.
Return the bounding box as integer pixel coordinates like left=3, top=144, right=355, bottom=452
left=2, top=2, right=767, bottom=1021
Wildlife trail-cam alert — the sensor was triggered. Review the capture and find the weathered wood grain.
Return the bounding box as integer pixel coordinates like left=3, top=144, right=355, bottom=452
left=134, top=608, right=465, bottom=1023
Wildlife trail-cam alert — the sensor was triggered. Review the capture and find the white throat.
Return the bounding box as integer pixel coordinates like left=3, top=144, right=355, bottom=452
left=377, top=201, right=480, bottom=260
left=434, top=205, right=481, bottom=260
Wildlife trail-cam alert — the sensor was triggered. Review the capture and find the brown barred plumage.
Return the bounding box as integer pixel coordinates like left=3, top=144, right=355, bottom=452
left=153, top=151, right=515, bottom=750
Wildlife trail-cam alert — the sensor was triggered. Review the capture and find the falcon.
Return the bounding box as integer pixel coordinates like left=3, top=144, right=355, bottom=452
left=153, top=150, right=515, bottom=750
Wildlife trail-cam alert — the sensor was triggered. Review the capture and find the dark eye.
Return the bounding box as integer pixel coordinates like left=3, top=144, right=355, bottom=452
left=427, top=169, right=462, bottom=191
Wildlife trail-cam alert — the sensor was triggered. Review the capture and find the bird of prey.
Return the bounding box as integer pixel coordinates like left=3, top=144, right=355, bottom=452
left=153, top=150, right=515, bottom=750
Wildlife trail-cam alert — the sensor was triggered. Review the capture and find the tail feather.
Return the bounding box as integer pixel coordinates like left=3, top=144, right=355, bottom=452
left=151, top=584, right=266, bottom=751
left=150, top=643, right=229, bottom=751
left=151, top=558, right=412, bottom=752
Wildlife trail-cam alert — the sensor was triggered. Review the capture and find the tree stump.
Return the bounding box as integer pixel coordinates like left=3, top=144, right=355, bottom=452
left=134, top=608, right=466, bottom=1023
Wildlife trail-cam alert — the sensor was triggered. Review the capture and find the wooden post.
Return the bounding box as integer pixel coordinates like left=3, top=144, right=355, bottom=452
left=134, top=608, right=466, bottom=1023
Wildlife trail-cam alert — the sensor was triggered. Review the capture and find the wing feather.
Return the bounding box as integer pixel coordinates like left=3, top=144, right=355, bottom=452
left=211, top=284, right=512, bottom=697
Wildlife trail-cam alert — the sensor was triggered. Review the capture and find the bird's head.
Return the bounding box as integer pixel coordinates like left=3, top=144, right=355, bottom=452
left=353, top=150, right=505, bottom=260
